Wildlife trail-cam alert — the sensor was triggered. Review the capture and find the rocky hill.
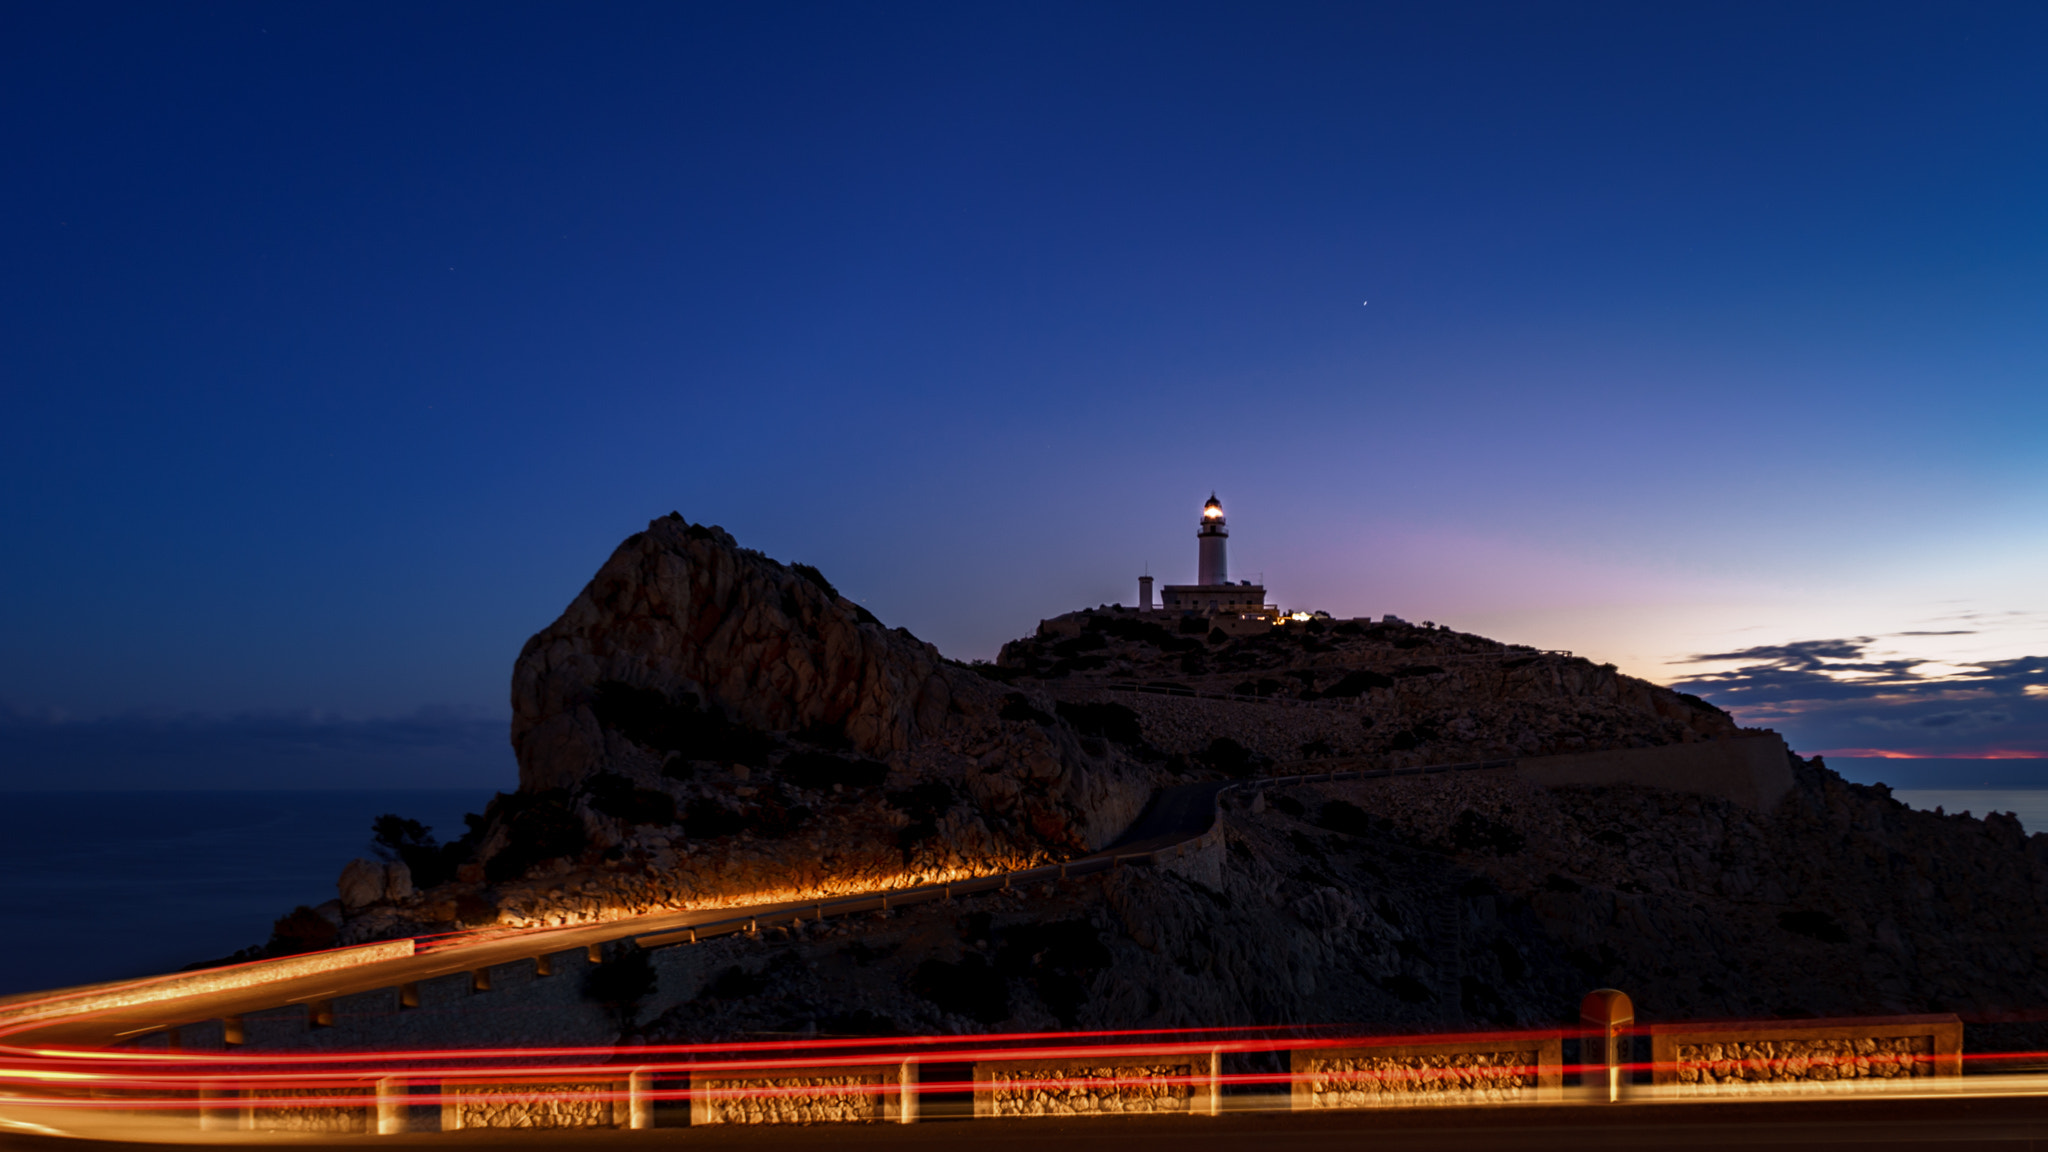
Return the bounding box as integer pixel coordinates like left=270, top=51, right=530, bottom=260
left=296, top=515, right=2048, bottom=1054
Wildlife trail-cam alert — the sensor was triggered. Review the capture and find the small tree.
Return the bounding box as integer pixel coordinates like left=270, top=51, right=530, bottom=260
left=583, top=946, right=659, bottom=1035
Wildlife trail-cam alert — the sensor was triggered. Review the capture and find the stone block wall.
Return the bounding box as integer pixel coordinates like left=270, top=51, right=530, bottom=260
left=1649, top=1014, right=1962, bottom=1094
left=689, top=1061, right=915, bottom=1125
left=1291, top=1036, right=1564, bottom=1109
left=247, top=1086, right=369, bottom=1133
left=972, top=1052, right=1220, bottom=1118
left=440, top=1080, right=621, bottom=1129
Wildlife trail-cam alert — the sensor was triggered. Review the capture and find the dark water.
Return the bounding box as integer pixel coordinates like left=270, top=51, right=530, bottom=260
left=0, top=790, right=489, bottom=997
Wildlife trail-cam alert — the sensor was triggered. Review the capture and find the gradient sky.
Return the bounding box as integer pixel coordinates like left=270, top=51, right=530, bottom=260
left=4, top=2, right=2046, bottom=787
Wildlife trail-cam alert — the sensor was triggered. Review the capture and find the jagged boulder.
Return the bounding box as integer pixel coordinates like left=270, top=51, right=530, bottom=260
left=503, top=515, right=1152, bottom=875
left=512, top=515, right=969, bottom=790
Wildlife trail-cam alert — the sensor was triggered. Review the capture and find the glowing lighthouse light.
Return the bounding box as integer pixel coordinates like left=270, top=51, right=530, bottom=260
left=1196, top=493, right=1228, bottom=585
left=1144, top=493, right=1274, bottom=620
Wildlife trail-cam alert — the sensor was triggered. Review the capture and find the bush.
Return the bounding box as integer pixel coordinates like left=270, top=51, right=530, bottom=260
left=1086, top=615, right=1183, bottom=648
left=589, top=680, right=772, bottom=766
left=1778, top=909, right=1850, bottom=943
left=583, top=945, right=658, bottom=1032
left=1054, top=701, right=1143, bottom=745
left=912, top=955, right=1010, bottom=1024
left=266, top=905, right=338, bottom=957
left=888, top=782, right=957, bottom=859
left=370, top=813, right=457, bottom=887
left=1444, top=809, right=1525, bottom=855
left=1321, top=670, right=1394, bottom=697
left=1317, top=800, right=1374, bottom=837
left=583, top=772, right=677, bottom=826
left=1196, top=737, right=1261, bottom=777
left=483, top=790, right=589, bottom=883
left=1051, top=632, right=1108, bottom=657
left=991, top=919, right=1110, bottom=1025
left=682, top=799, right=755, bottom=840
left=790, top=562, right=839, bottom=599
left=778, top=750, right=890, bottom=791
left=999, top=694, right=1053, bottom=725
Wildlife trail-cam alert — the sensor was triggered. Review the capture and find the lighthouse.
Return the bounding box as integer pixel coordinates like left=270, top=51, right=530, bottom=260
left=1150, top=494, right=1275, bottom=619
left=1197, top=492, right=1228, bottom=585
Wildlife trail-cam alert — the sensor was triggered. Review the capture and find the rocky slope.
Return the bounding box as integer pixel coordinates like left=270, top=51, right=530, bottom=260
left=334, top=515, right=1156, bottom=944
left=997, top=605, right=1743, bottom=768
left=302, top=516, right=2048, bottom=1056
left=635, top=755, right=2048, bottom=1055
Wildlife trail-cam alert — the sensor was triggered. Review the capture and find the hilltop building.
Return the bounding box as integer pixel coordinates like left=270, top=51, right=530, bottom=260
left=1140, top=494, right=1278, bottom=619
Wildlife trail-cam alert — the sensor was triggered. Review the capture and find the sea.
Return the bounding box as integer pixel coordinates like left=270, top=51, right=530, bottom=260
left=1, top=758, right=2043, bottom=999
left=0, top=790, right=490, bottom=998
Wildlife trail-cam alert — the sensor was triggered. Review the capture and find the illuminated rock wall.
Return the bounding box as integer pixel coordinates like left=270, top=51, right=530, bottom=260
left=972, top=1054, right=1218, bottom=1117
left=689, top=1063, right=912, bottom=1124
left=441, top=1081, right=619, bottom=1129
left=1652, top=1016, right=1961, bottom=1093
left=1291, top=1039, right=1562, bottom=1109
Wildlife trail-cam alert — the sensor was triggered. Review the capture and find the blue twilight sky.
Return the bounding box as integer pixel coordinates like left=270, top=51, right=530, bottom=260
left=3, top=1, right=2047, bottom=788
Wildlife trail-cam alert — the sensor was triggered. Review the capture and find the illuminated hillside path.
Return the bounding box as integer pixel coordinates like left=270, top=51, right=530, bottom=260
left=0, top=759, right=1510, bottom=1054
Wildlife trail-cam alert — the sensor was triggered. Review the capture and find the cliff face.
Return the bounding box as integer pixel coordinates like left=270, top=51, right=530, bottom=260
left=332, top=520, right=1764, bottom=946
left=637, top=756, right=2048, bottom=1054
left=297, top=517, right=2048, bottom=1055
left=334, top=516, right=1155, bottom=943
left=514, top=515, right=963, bottom=792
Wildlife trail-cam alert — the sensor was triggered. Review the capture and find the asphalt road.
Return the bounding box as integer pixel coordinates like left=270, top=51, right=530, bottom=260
left=0, top=776, right=1240, bottom=1053
left=9, top=1095, right=2048, bottom=1150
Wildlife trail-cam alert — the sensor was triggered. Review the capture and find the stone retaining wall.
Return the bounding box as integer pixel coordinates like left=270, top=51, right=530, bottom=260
left=440, top=1080, right=620, bottom=1129
left=1649, top=1014, right=1962, bottom=1094
left=972, top=1052, right=1220, bottom=1118
left=247, top=1086, right=370, bottom=1132
left=1291, top=1036, right=1564, bottom=1109
left=689, top=1061, right=916, bottom=1125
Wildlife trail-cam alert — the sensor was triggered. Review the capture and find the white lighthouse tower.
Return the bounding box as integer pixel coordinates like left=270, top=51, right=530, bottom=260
left=1197, top=492, right=1228, bottom=585
left=1154, top=493, right=1274, bottom=619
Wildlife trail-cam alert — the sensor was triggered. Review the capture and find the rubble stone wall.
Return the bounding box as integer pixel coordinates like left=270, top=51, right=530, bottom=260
left=442, top=1081, right=619, bottom=1129
left=247, top=1087, right=368, bottom=1132
left=1291, top=1039, right=1563, bottom=1109
left=690, top=1072, right=892, bottom=1124
left=973, top=1056, right=1216, bottom=1118
left=1653, top=1017, right=1961, bottom=1093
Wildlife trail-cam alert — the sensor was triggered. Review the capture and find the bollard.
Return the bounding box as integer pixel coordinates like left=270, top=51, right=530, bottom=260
left=198, top=1085, right=242, bottom=1132
left=898, top=1059, right=920, bottom=1124
left=375, top=1077, right=407, bottom=1135
left=1580, top=988, right=1634, bottom=1103
left=628, top=1068, right=653, bottom=1129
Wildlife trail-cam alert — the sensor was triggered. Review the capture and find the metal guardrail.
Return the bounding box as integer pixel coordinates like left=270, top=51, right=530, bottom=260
left=633, top=757, right=1519, bottom=951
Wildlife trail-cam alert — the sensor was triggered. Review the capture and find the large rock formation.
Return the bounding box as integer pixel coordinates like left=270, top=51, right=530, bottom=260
left=328, top=517, right=1771, bottom=946
left=337, top=516, right=1157, bottom=943
left=256, top=515, right=2048, bottom=1060
left=635, top=755, right=2048, bottom=1056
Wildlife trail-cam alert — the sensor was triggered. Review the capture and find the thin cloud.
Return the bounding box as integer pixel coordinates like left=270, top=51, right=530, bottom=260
left=1672, top=639, right=2048, bottom=758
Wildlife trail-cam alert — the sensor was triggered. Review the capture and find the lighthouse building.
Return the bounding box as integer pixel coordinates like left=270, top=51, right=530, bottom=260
left=1140, top=494, right=1276, bottom=618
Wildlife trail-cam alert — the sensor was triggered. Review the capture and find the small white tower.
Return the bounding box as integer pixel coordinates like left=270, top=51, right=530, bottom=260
left=1137, top=574, right=1154, bottom=612
left=1197, top=493, right=1228, bottom=586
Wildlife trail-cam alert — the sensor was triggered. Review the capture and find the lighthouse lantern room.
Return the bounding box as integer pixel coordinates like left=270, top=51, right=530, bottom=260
left=1148, top=494, right=1275, bottom=618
